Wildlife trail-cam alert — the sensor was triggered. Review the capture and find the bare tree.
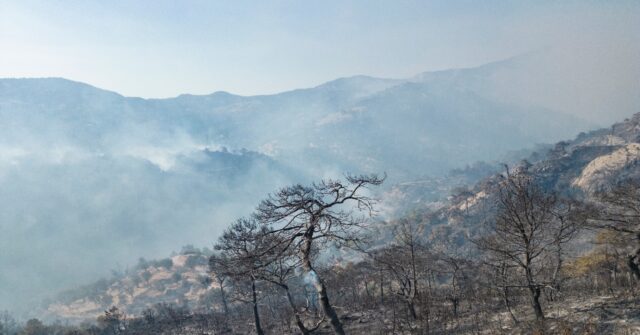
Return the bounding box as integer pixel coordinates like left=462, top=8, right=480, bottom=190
left=434, top=237, right=472, bottom=320
left=591, top=179, right=640, bottom=280
left=256, top=245, right=324, bottom=335
left=373, top=218, right=428, bottom=321
left=208, top=257, right=231, bottom=319
left=254, top=174, right=384, bottom=335
left=548, top=199, right=585, bottom=297
left=475, top=170, right=580, bottom=320
left=211, top=218, right=273, bottom=335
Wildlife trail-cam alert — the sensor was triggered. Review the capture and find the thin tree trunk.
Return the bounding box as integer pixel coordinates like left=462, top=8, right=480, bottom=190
left=407, top=300, right=417, bottom=320
left=500, top=263, right=518, bottom=324
left=251, top=279, right=265, bottom=335
left=550, top=244, right=563, bottom=301
left=526, top=254, right=544, bottom=320
left=628, top=244, right=640, bottom=281
left=528, top=285, right=544, bottom=320
left=451, top=297, right=459, bottom=318
left=284, top=285, right=311, bottom=335
left=503, top=287, right=518, bottom=324
left=364, top=280, right=371, bottom=299
left=451, top=271, right=459, bottom=318
left=219, top=282, right=229, bottom=318
left=302, top=229, right=345, bottom=335
left=380, top=269, right=384, bottom=304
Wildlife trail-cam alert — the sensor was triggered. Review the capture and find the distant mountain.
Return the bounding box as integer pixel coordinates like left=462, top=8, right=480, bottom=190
left=413, top=50, right=640, bottom=126
left=0, top=63, right=592, bottom=180
left=0, top=56, right=615, bottom=313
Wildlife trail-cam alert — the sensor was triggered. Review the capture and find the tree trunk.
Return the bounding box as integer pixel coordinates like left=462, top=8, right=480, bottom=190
left=284, top=285, right=311, bottom=335
left=550, top=244, right=563, bottom=301
left=627, top=252, right=640, bottom=280
left=528, top=285, right=544, bottom=320
left=628, top=240, right=640, bottom=281
left=311, top=272, right=345, bottom=335
left=451, top=271, right=459, bottom=318
left=451, top=297, right=459, bottom=318
left=379, top=269, right=384, bottom=304
left=525, top=254, right=544, bottom=320
left=251, top=279, right=265, bottom=335
left=503, top=287, right=518, bottom=324
left=500, top=263, right=518, bottom=324
left=407, top=300, right=417, bottom=320
left=302, top=229, right=345, bottom=335
left=219, top=283, right=229, bottom=317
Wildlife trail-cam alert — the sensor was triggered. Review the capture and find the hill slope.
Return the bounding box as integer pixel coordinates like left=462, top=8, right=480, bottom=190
left=0, top=56, right=606, bottom=313
left=43, top=113, right=640, bottom=322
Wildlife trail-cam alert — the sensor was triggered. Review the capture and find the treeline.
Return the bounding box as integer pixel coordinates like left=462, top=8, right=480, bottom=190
left=3, top=171, right=639, bottom=334
left=201, top=171, right=639, bottom=334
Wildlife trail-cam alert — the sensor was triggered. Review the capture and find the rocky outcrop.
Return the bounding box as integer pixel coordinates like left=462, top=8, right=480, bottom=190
left=573, top=143, right=640, bottom=193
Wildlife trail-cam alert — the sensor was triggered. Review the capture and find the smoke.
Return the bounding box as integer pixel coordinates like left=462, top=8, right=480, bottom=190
left=486, top=1, right=640, bottom=125
left=0, top=127, right=300, bottom=315
left=0, top=1, right=638, bottom=318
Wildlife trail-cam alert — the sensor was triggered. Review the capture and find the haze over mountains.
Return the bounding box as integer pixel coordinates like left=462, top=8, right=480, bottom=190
left=43, top=108, right=640, bottom=323
left=0, top=51, right=637, bottom=314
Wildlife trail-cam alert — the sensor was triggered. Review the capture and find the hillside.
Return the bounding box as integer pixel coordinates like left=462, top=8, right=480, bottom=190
left=407, top=113, right=640, bottom=240
left=370, top=112, right=640, bottom=253
left=45, top=250, right=214, bottom=322
left=43, top=113, right=640, bottom=325
left=0, top=56, right=599, bottom=313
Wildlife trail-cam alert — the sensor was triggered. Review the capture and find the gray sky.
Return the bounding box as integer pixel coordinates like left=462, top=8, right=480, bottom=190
left=1, top=0, right=639, bottom=98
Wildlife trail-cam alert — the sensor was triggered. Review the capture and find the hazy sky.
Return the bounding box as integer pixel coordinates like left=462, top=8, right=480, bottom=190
left=1, top=0, right=638, bottom=98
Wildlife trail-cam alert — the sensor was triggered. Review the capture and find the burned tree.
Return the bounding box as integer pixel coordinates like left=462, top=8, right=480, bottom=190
left=434, top=237, right=472, bottom=320
left=476, top=170, right=580, bottom=320
left=373, top=218, right=428, bottom=321
left=208, top=255, right=232, bottom=321
left=210, top=218, right=273, bottom=335
left=592, top=179, right=640, bottom=280
left=257, top=248, right=324, bottom=335
left=548, top=198, right=585, bottom=297
left=254, top=174, right=384, bottom=335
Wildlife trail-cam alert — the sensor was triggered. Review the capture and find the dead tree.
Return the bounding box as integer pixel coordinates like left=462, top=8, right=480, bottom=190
left=434, top=237, right=471, bottom=319
left=373, top=218, right=428, bottom=321
left=254, top=174, right=384, bottom=335
left=208, top=257, right=231, bottom=319
left=592, top=179, right=640, bottom=280
left=257, top=245, right=324, bottom=335
left=475, top=170, right=580, bottom=320
left=211, top=217, right=273, bottom=335
left=548, top=199, right=584, bottom=298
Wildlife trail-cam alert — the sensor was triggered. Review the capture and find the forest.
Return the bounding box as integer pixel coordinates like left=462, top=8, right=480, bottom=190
left=2, top=164, right=639, bottom=334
